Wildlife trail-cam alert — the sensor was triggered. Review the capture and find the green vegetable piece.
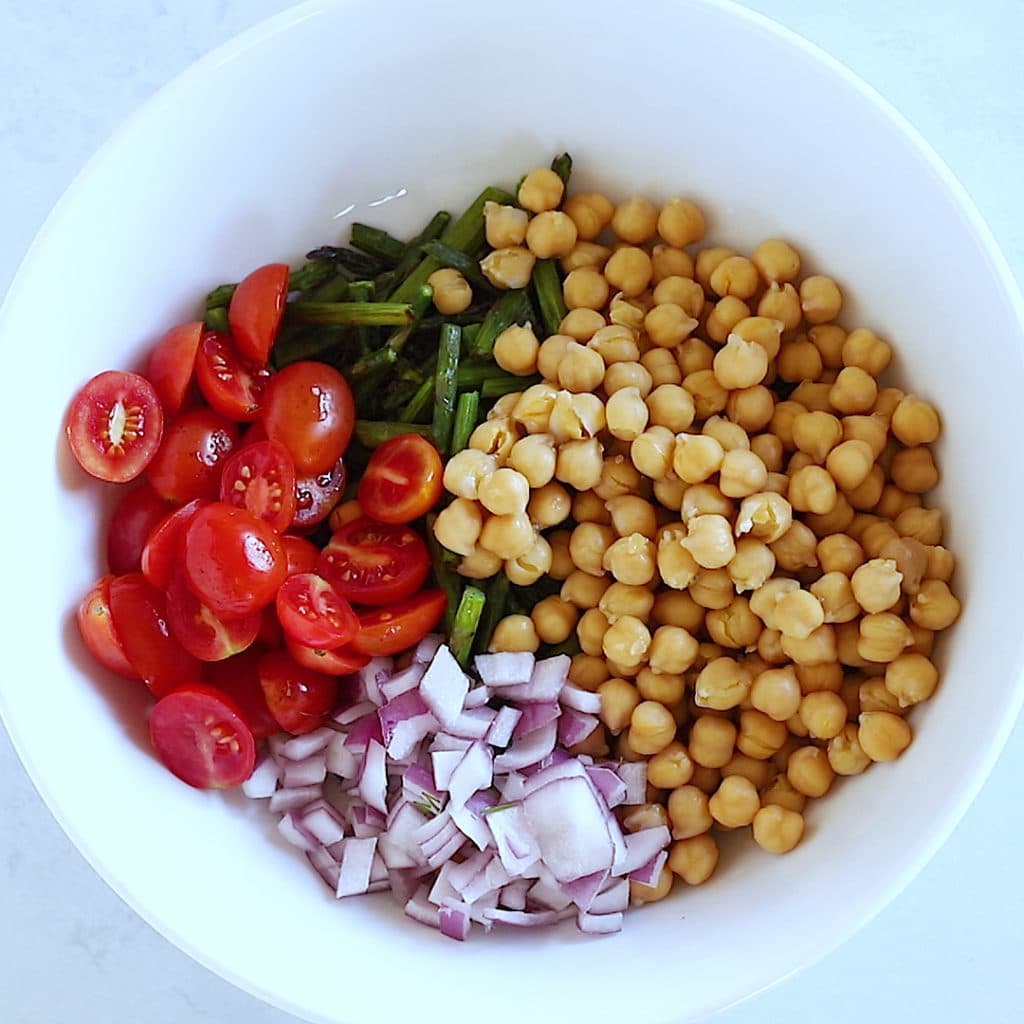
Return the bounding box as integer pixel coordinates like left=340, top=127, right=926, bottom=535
left=531, top=258, right=568, bottom=337
left=425, top=512, right=463, bottom=634
left=433, top=323, right=461, bottom=456
left=350, top=223, right=406, bottom=266
left=287, top=301, right=414, bottom=327
left=474, top=572, right=511, bottom=655
left=204, top=306, right=229, bottom=332
left=420, top=240, right=493, bottom=293
left=354, top=421, right=433, bottom=448
left=450, top=391, right=480, bottom=454
left=550, top=152, right=573, bottom=186
left=450, top=586, right=487, bottom=667
left=383, top=210, right=452, bottom=299
left=471, top=289, right=533, bottom=356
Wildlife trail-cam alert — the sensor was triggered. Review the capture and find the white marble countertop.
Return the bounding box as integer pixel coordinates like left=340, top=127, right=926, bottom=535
left=2, top=1, right=1023, bottom=1021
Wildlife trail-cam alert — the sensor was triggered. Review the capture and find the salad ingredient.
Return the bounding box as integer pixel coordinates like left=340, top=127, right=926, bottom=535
left=228, top=262, right=289, bottom=363
left=165, top=563, right=261, bottom=661
left=106, top=484, right=171, bottom=575
left=140, top=498, right=205, bottom=591
left=275, top=573, right=360, bottom=650
left=194, top=331, right=271, bottom=421
left=146, top=408, right=239, bottom=503
left=350, top=590, right=447, bottom=655
left=146, top=321, right=203, bottom=415
left=358, top=434, right=443, bottom=525
left=66, top=370, right=164, bottom=483
left=76, top=576, right=138, bottom=678
left=258, top=650, right=339, bottom=735
left=219, top=439, right=297, bottom=532
left=202, top=648, right=280, bottom=739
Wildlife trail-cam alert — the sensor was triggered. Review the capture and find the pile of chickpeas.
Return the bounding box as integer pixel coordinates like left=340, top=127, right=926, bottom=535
left=430, top=165, right=961, bottom=904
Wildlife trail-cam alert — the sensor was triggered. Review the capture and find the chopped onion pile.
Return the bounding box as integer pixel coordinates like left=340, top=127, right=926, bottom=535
left=243, top=637, right=669, bottom=939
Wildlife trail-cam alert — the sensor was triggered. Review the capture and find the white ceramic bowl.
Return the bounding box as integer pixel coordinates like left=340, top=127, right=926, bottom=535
left=2, top=1, right=1023, bottom=1022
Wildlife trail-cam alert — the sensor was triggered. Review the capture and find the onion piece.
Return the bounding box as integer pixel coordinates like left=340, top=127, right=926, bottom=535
left=379, top=663, right=426, bottom=701
left=474, top=652, right=535, bottom=687
left=345, top=711, right=384, bottom=752
left=404, top=886, right=440, bottom=928
left=447, top=848, right=492, bottom=895
left=617, top=761, right=647, bottom=805
left=451, top=801, right=491, bottom=852
left=490, top=654, right=569, bottom=703
left=402, top=763, right=441, bottom=804
left=300, top=802, right=347, bottom=846
left=358, top=656, right=394, bottom=707
left=378, top=691, right=438, bottom=760
left=483, top=907, right=560, bottom=927
left=426, top=829, right=466, bottom=869
left=269, top=784, right=323, bottom=814
left=307, top=846, right=340, bottom=891
left=557, top=709, right=599, bottom=748
left=447, top=742, right=493, bottom=809
left=333, top=700, right=377, bottom=727
left=282, top=752, right=328, bottom=788
left=336, top=837, right=378, bottom=898
left=563, top=869, right=609, bottom=912
left=414, top=633, right=445, bottom=664
left=616, top=826, right=672, bottom=877
left=500, top=772, right=526, bottom=802
left=280, top=727, right=334, bottom=760
left=462, top=684, right=492, bottom=709
left=358, top=739, right=388, bottom=814
left=241, top=755, right=279, bottom=799
left=527, top=879, right=574, bottom=912
left=278, top=813, right=319, bottom=852
left=513, top=700, right=562, bottom=738
left=629, top=850, right=669, bottom=888
left=485, top=705, right=521, bottom=748
left=350, top=804, right=387, bottom=838
left=445, top=707, right=498, bottom=740
left=559, top=684, right=602, bottom=714
left=590, top=878, right=629, bottom=914
left=493, top=721, right=558, bottom=773
left=429, top=732, right=473, bottom=753
left=431, top=749, right=465, bottom=791
left=485, top=804, right=541, bottom=876
left=419, top=644, right=469, bottom=727
left=500, top=878, right=530, bottom=911
left=325, top=733, right=359, bottom=778
left=585, top=765, right=627, bottom=809
left=439, top=901, right=472, bottom=941
left=388, top=868, right=420, bottom=906
left=577, top=910, right=623, bottom=935
left=521, top=758, right=589, bottom=797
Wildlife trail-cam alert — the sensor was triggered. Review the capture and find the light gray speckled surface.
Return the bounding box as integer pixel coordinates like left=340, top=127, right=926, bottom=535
left=2, top=2, right=1023, bottom=1021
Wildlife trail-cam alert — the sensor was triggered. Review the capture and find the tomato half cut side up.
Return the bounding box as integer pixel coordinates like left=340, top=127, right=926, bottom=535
left=284, top=636, right=371, bottom=676
left=203, top=647, right=279, bottom=740
left=258, top=650, right=339, bottom=735
left=358, top=434, right=444, bottom=525
left=149, top=684, right=256, bottom=789
left=66, top=370, right=164, bottom=483
left=146, top=408, right=239, bottom=503
left=146, top=321, right=203, bottom=415
left=76, top=576, right=139, bottom=679
left=108, top=573, right=201, bottom=698
left=165, top=563, right=260, bottom=662
left=350, top=589, right=448, bottom=657
left=140, top=498, right=206, bottom=591
left=218, top=439, right=297, bottom=533
left=194, top=331, right=272, bottom=422
left=106, top=484, right=172, bottom=575
left=275, top=573, right=359, bottom=651
left=228, top=263, right=289, bottom=364
left=318, top=516, right=430, bottom=606
left=292, top=455, right=347, bottom=531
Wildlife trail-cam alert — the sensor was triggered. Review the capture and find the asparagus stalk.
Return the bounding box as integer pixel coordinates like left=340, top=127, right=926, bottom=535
left=287, top=301, right=414, bottom=327
left=474, top=572, right=511, bottom=655
left=288, top=260, right=337, bottom=294
left=550, top=151, right=573, bottom=186
left=205, top=283, right=236, bottom=310
left=449, top=586, right=487, bottom=667
left=306, top=245, right=385, bottom=278
left=380, top=210, right=452, bottom=298
left=399, top=375, right=435, bottom=423
left=420, top=240, right=494, bottom=293
left=347, top=280, right=375, bottom=355
left=433, top=323, right=461, bottom=455
left=350, top=223, right=406, bottom=266
left=354, top=420, right=433, bottom=448
left=204, top=306, right=229, bottom=332
left=450, top=391, right=480, bottom=453
left=531, top=258, right=568, bottom=337
left=481, top=375, right=537, bottom=399
left=425, top=513, right=463, bottom=634
left=306, top=273, right=353, bottom=303
left=470, top=288, right=533, bottom=356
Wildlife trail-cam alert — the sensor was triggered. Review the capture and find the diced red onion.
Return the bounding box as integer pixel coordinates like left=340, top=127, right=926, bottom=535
left=325, top=733, right=359, bottom=778
left=241, top=755, right=279, bottom=799
left=467, top=886, right=500, bottom=929
left=282, top=752, right=328, bottom=789
left=333, top=700, right=377, bottom=727
left=485, top=705, right=521, bottom=748
left=450, top=802, right=491, bottom=852
left=358, top=656, right=394, bottom=707
left=577, top=910, right=623, bottom=935
left=431, top=749, right=464, bottom=790
left=429, top=733, right=473, bottom=753
left=522, top=746, right=571, bottom=776
left=500, top=772, right=526, bottom=802
left=557, top=709, right=599, bottom=748
left=378, top=835, right=421, bottom=871
left=607, top=812, right=628, bottom=874
left=617, top=826, right=672, bottom=877
left=414, top=808, right=454, bottom=849
left=350, top=803, right=387, bottom=838
left=512, top=700, right=562, bottom=738
left=357, top=739, right=388, bottom=814
left=617, top=761, right=647, bottom=805
left=428, top=861, right=462, bottom=906
left=426, top=829, right=466, bottom=869
left=378, top=690, right=437, bottom=760
left=563, top=869, right=609, bottom=912
left=269, top=784, right=323, bottom=814
left=527, top=879, right=574, bottom=912
left=522, top=758, right=589, bottom=797
left=629, top=849, right=668, bottom=887
left=585, top=765, right=627, bottom=809
left=379, top=663, right=426, bottom=702
left=307, top=846, right=340, bottom=891
left=484, top=856, right=512, bottom=892
left=280, top=727, right=334, bottom=760
left=336, top=837, right=378, bottom=898
left=404, top=886, right=440, bottom=928
left=485, top=804, right=541, bottom=876
left=345, top=711, right=384, bottom=752
left=418, top=644, right=469, bottom=727
left=439, top=901, right=472, bottom=941
left=445, top=707, right=498, bottom=740
left=590, top=878, right=629, bottom=914
left=414, top=633, right=445, bottom=664
left=447, top=848, right=492, bottom=894
left=500, top=878, right=530, bottom=911
left=493, top=720, right=558, bottom=773
left=474, top=652, right=535, bottom=687
left=483, top=907, right=560, bottom=927
left=559, top=683, right=602, bottom=714
left=447, top=742, right=493, bottom=810
left=491, top=654, right=569, bottom=703
left=462, top=685, right=492, bottom=709
left=301, top=802, right=347, bottom=846
left=460, top=864, right=501, bottom=904
left=278, top=812, right=320, bottom=852
left=402, top=763, right=441, bottom=803
left=388, top=868, right=420, bottom=906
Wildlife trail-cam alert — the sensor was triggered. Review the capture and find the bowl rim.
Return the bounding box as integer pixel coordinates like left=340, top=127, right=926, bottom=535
left=2, top=1, right=1023, bottom=1021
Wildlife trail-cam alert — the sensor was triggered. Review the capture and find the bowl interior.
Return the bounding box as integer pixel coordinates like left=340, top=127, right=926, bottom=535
left=2, top=1, right=1023, bottom=1023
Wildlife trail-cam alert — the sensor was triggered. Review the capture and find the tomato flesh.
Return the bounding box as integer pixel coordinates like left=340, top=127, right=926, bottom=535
left=146, top=408, right=239, bottom=503
left=149, top=684, right=256, bottom=789
left=106, top=484, right=172, bottom=575
left=261, top=361, right=355, bottom=476
left=183, top=502, right=287, bottom=619
left=108, top=573, right=201, bottom=698
left=258, top=650, right=339, bottom=735
left=292, top=455, right=347, bottom=531
left=358, top=434, right=444, bottom=524
left=140, top=498, right=206, bottom=591
left=318, top=516, right=430, bottom=606
left=275, top=573, right=359, bottom=651
left=284, top=636, right=371, bottom=675
left=281, top=535, right=320, bottom=576
left=202, top=647, right=279, bottom=740
left=165, top=564, right=260, bottom=662
left=195, top=331, right=271, bottom=422
left=228, top=263, right=289, bottom=364
left=351, top=589, right=447, bottom=656
left=67, top=370, right=164, bottom=483
left=76, top=576, right=138, bottom=678
left=218, top=439, right=296, bottom=533
left=147, top=321, right=203, bottom=415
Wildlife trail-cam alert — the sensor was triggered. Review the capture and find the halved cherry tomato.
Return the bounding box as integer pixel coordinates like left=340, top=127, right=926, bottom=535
left=146, top=408, right=239, bottom=503
left=275, top=573, right=359, bottom=651
left=218, top=439, right=296, bottom=533
left=183, top=503, right=287, bottom=619
left=140, top=498, right=206, bottom=591
left=358, top=434, right=443, bottom=524
left=350, top=589, right=447, bottom=656
left=165, top=563, right=260, bottom=662
left=76, top=575, right=138, bottom=678
left=318, top=516, right=430, bottom=606
left=108, top=573, right=201, bottom=698
left=149, top=684, right=256, bottom=789
left=228, top=263, right=289, bottom=364
left=257, top=604, right=284, bottom=648
left=261, top=361, right=355, bottom=476
left=106, top=484, right=172, bottom=575
left=146, top=321, right=203, bottom=415
left=292, top=455, right=347, bottom=531
left=284, top=636, right=371, bottom=675
left=282, top=535, right=320, bottom=575
left=194, top=331, right=272, bottom=422
left=258, top=650, right=339, bottom=735
left=203, top=647, right=279, bottom=740
left=66, top=370, right=164, bottom=483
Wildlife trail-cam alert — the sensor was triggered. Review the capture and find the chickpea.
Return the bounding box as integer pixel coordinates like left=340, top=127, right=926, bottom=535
left=689, top=567, right=735, bottom=610
left=803, top=493, right=856, bottom=538
left=477, top=467, right=530, bottom=516
left=585, top=327, right=635, bottom=368
left=851, top=558, right=903, bottom=613
left=652, top=589, right=705, bottom=632
left=639, top=346, right=682, bottom=388
left=712, top=450, right=764, bottom=501
left=857, top=612, right=913, bottom=663
left=858, top=711, right=912, bottom=762
left=776, top=338, right=824, bottom=384
left=489, top=614, right=540, bottom=653
left=650, top=274, right=701, bottom=317
left=469, top=416, right=521, bottom=462
left=668, top=835, right=719, bottom=885
left=711, top=334, right=768, bottom=391
left=517, top=166, right=564, bottom=212
left=480, top=246, right=536, bottom=289
left=526, top=595, right=576, bottom=646
left=478, top=511, right=534, bottom=559
left=569, top=491, right=610, bottom=528
left=432, top=498, right=483, bottom=556
left=786, top=744, right=834, bottom=798
left=559, top=191, right=612, bottom=240
left=770, top=521, right=820, bottom=572
left=781, top=623, right=837, bottom=666
left=605, top=360, right=654, bottom=397
left=569, top=522, right=616, bottom=577
left=750, top=238, right=800, bottom=283
left=726, top=386, right=775, bottom=434
left=822, top=438, right=874, bottom=492
left=752, top=805, right=805, bottom=854
left=642, top=302, right=697, bottom=349
left=577, top=607, right=611, bottom=656
left=442, top=449, right=499, bottom=501
left=602, top=533, right=657, bottom=586
left=601, top=386, right=648, bottom=443
left=680, top=482, right=734, bottom=522
left=630, top=425, right=675, bottom=480
left=735, top=491, right=793, bottom=545
left=816, top=534, right=865, bottom=577
left=677, top=337, right=715, bottom=377
left=597, top=677, right=640, bottom=734
left=599, top=582, right=656, bottom=623
left=505, top=533, right=553, bottom=586
left=560, top=307, right=606, bottom=342
left=523, top=483, right=568, bottom=531
left=678, top=514, right=734, bottom=570
left=694, top=656, right=752, bottom=711
left=667, top=784, right=713, bottom=839
left=925, top=545, right=956, bottom=582
left=594, top=454, right=645, bottom=502
left=669, top=434, right=722, bottom=485
left=801, top=420, right=855, bottom=474
left=893, top=507, right=942, bottom=547
left=636, top=668, right=686, bottom=706
left=727, top=537, right=776, bottom=592
left=757, top=628, right=788, bottom=664
left=483, top=200, right=529, bottom=248
left=882, top=652, right=939, bottom=708
left=760, top=773, right=807, bottom=813
left=426, top=267, right=473, bottom=315
left=639, top=385, right=696, bottom=437
left=877, top=537, right=927, bottom=597
left=891, top=446, right=940, bottom=494
left=909, top=579, right=961, bottom=630
left=891, top=395, right=941, bottom=446
left=747, top=578, right=798, bottom=633
left=525, top=210, right=578, bottom=259
left=808, top=572, right=858, bottom=624
left=491, top=323, right=540, bottom=376
left=787, top=465, right=837, bottom=516
left=796, top=691, right=846, bottom=741
left=774, top=588, right=825, bottom=640
left=643, top=625, right=698, bottom=676
left=569, top=653, right=611, bottom=690
left=688, top=715, right=737, bottom=770
left=799, top=274, right=843, bottom=324
left=639, top=740, right=692, bottom=790
left=555, top=438, right=604, bottom=491
left=705, top=296, right=752, bottom=344
left=737, top=709, right=789, bottom=759
left=555, top=341, right=604, bottom=394
left=603, top=245, right=653, bottom=298
left=757, top=281, right=802, bottom=331
left=603, top=615, right=652, bottom=666
left=859, top=519, right=899, bottom=559
left=796, top=661, right=843, bottom=694
left=706, top=255, right=757, bottom=300
left=705, top=596, right=762, bottom=649
left=694, top=247, right=736, bottom=293
left=829, top=366, right=878, bottom=415
left=707, top=775, right=759, bottom=828
left=841, top=327, right=892, bottom=376
left=804, top=324, right=844, bottom=372
left=657, top=197, right=706, bottom=247
left=650, top=245, right=696, bottom=284
left=628, top=699, right=677, bottom=755
left=770, top=400, right=809, bottom=451
left=457, top=545, right=502, bottom=580
left=601, top=495, right=655, bottom=540
left=607, top=291, right=647, bottom=332
left=858, top=676, right=902, bottom=715
left=561, top=240, right=611, bottom=274
left=653, top=475, right=687, bottom=512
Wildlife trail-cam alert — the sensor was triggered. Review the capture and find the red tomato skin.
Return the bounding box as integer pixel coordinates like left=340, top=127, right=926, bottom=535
left=183, top=503, right=288, bottom=619
left=281, top=535, right=320, bottom=575
left=106, top=484, right=172, bottom=576
left=350, top=589, right=448, bottom=656
left=146, top=408, right=240, bottom=504
left=283, top=636, right=371, bottom=675
left=66, top=370, right=165, bottom=483
left=194, top=331, right=272, bottom=422
left=165, top=564, right=260, bottom=662
left=358, top=434, right=444, bottom=524
left=318, top=517, right=430, bottom=606
left=292, top=456, right=347, bottom=531
left=107, top=573, right=201, bottom=698
left=218, top=439, right=297, bottom=533
left=76, top=576, right=138, bottom=678
left=257, top=604, right=284, bottom=648
left=258, top=650, right=339, bottom=735
left=148, top=684, right=256, bottom=789
left=261, top=361, right=355, bottom=476
left=140, top=498, right=206, bottom=591
left=275, top=573, right=360, bottom=651
left=228, top=263, right=289, bottom=364
left=146, top=321, right=203, bottom=415
left=202, top=647, right=279, bottom=739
